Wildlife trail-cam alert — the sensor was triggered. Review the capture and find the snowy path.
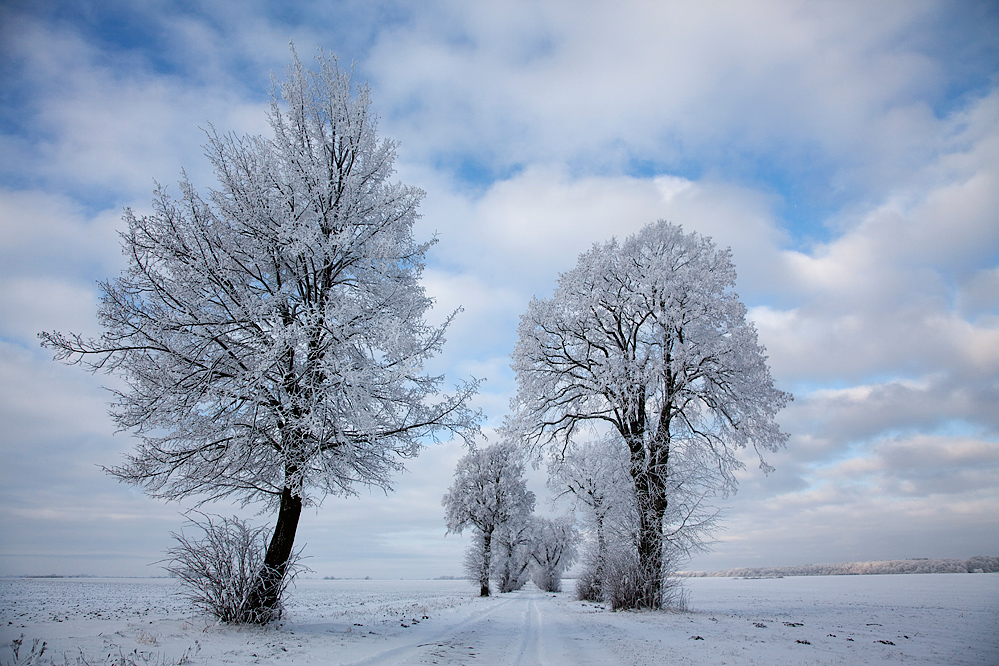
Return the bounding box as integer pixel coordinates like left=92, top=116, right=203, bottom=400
left=341, top=588, right=620, bottom=666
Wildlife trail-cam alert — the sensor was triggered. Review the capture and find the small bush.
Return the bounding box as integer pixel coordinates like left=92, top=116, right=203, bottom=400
left=531, top=568, right=561, bottom=593
left=602, top=549, right=647, bottom=610
left=575, top=566, right=602, bottom=602
left=164, top=513, right=303, bottom=624
left=574, top=548, right=607, bottom=602
left=599, top=547, right=689, bottom=611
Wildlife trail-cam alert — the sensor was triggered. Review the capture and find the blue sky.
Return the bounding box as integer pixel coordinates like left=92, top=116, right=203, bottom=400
left=1, top=0, right=997, bottom=578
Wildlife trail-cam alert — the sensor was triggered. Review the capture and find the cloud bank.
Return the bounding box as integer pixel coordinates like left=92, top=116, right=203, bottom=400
left=0, top=0, right=996, bottom=576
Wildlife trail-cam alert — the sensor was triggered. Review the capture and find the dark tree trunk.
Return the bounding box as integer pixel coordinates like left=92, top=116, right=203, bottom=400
left=634, top=475, right=667, bottom=608
left=480, top=529, right=492, bottom=597
left=622, top=386, right=672, bottom=609
left=629, top=428, right=669, bottom=609
left=243, top=485, right=303, bottom=622
left=594, top=512, right=606, bottom=597
left=498, top=539, right=516, bottom=592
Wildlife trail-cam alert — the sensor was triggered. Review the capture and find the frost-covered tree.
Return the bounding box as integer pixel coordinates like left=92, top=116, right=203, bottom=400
left=529, top=516, right=579, bottom=593
left=442, top=442, right=535, bottom=596
left=493, top=516, right=536, bottom=593
left=548, top=438, right=632, bottom=599
left=40, top=49, right=480, bottom=622
left=550, top=436, right=716, bottom=604
left=508, top=220, right=790, bottom=608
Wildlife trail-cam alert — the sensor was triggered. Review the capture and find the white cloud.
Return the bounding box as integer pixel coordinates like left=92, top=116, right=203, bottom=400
left=691, top=433, right=999, bottom=570
left=369, top=0, right=957, bottom=199
left=747, top=88, right=999, bottom=385
left=413, top=163, right=789, bottom=304
left=0, top=14, right=271, bottom=197
left=0, top=190, right=123, bottom=280
left=957, top=267, right=999, bottom=319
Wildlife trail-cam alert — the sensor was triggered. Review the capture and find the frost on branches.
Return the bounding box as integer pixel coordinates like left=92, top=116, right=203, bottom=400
left=508, top=220, right=790, bottom=609
left=492, top=515, right=536, bottom=594
left=551, top=436, right=718, bottom=608
left=40, top=49, right=480, bottom=622
left=442, top=442, right=534, bottom=597
left=548, top=438, right=636, bottom=601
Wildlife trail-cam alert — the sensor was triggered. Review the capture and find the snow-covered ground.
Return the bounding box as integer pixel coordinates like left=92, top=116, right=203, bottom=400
left=2, top=574, right=996, bottom=665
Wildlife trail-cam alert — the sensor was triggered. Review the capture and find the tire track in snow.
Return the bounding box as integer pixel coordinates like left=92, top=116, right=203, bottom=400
left=337, top=587, right=622, bottom=666
left=337, top=594, right=518, bottom=666
left=530, top=592, right=623, bottom=666
left=513, top=596, right=544, bottom=666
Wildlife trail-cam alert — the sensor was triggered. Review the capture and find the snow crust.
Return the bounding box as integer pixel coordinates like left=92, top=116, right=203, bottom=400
left=2, top=574, right=996, bottom=665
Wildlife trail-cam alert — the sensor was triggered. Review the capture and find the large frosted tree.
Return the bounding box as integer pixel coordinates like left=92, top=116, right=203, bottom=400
left=508, top=220, right=790, bottom=608
left=40, top=49, right=479, bottom=621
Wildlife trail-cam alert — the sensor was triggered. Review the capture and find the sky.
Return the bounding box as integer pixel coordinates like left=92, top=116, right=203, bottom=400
left=0, top=0, right=997, bottom=579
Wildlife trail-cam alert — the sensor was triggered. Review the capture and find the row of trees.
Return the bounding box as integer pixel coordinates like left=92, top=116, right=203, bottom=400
left=681, top=556, right=999, bottom=577
left=442, top=442, right=579, bottom=595
left=443, top=219, right=789, bottom=609
left=43, top=47, right=790, bottom=619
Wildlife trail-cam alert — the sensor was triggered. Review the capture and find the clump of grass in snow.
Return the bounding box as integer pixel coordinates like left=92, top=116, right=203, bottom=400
left=3, top=635, right=200, bottom=666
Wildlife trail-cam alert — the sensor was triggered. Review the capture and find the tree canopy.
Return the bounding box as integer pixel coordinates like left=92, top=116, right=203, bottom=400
left=508, top=220, right=790, bottom=607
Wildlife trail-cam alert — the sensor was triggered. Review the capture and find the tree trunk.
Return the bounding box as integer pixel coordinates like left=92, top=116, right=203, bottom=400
left=635, top=484, right=667, bottom=608
left=632, top=462, right=668, bottom=609
left=243, top=485, right=303, bottom=622
left=513, top=553, right=532, bottom=589
left=594, top=512, right=606, bottom=597
left=498, top=540, right=515, bottom=592
left=626, top=406, right=670, bottom=609
left=480, top=529, right=492, bottom=597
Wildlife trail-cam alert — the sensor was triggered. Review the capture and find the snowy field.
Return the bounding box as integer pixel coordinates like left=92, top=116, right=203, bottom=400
left=2, top=574, right=996, bottom=665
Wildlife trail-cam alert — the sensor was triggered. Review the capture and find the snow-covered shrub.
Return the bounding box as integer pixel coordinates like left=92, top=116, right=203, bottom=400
left=600, top=545, right=689, bottom=611
left=600, top=546, right=644, bottom=610
left=575, top=562, right=602, bottom=602
left=592, top=535, right=688, bottom=611
left=164, top=513, right=304, bottom=624
left=574, top=543, right=616, bottom=602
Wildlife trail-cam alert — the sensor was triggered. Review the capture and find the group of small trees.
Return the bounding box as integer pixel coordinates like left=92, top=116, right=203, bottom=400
left=442, top=442, right=578, bottom=595
left=44, top=47, right=789, bottom=621
left=683, top=556, right=999, bottom=578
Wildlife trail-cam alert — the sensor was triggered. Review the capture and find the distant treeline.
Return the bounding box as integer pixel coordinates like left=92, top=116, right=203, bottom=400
left=679, top=555, right=999, bottom=578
